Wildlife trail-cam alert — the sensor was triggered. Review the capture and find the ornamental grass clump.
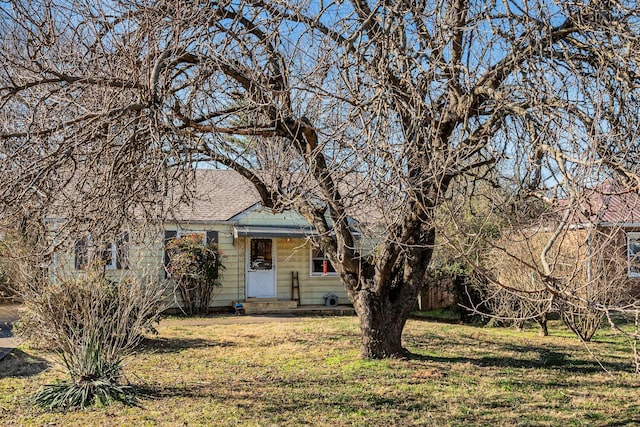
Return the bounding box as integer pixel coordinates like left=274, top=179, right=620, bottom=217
left=18, top=271, right=165, bottom=410
left=166, top=234, right=224, bottom=315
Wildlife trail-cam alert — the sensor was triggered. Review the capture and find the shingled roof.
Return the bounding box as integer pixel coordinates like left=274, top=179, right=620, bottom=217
left=166, top=169, right=261, bottom=222
left=572, top=180, right=640, bottom=225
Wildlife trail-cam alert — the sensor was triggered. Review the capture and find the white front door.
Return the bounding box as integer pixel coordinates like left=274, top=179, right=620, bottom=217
left=246, top=238, right=276, bottom=298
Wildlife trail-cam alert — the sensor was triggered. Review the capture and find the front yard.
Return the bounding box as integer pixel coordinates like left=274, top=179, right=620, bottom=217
left=1, top=315, right=639, bottom=426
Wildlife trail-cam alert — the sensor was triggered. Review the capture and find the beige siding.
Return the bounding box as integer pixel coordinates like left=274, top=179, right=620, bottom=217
left=53, top=226, right=350, bottom=310
left=53, top=224, right=242, bottom=309
left=273, top=238, right=347, bottom=305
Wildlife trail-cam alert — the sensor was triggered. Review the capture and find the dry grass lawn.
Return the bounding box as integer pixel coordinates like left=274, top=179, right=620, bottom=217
left=1, top=315, right=639, bottom=426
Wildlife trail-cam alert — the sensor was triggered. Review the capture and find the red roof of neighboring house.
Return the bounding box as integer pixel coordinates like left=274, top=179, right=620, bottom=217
left=571, top=180, right=640, bottom=225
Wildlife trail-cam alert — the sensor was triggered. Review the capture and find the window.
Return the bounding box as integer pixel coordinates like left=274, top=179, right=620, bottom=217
left=250, top=239, right=272, bottom=270
left=74, top=233, right=129, bottom=270
left=310, top=247, right=337, bottom=276
left=628, top=233, right=640, bottom=278
left=100, top=241, right=118, bottom=269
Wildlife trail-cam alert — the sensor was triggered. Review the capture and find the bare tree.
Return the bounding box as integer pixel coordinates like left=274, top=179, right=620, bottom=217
left=1, top=0, right=640, bottom=358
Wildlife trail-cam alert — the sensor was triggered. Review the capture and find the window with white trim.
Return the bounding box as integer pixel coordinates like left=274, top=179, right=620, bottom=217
left=74, top=233, right=129, bottom=270
left=310, top=247, right=337, bottom=276
left=628, top=233, right=640, bottom=278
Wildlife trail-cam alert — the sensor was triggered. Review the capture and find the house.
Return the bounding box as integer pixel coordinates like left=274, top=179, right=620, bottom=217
left=492, top=181, right=640, bottom=300
left=428, top=181, right=640, bottom=318
left=53, top=169, right=353, bottom=313
left=569, top=181, right=640, bottom=296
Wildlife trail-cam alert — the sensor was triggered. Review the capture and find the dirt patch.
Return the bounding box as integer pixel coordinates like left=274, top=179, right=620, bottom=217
left=157, top=313, right=304, bottom=328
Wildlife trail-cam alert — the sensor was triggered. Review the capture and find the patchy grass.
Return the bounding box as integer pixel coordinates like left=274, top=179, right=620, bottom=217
left=411, top=308, right=461, bottom=322
left=1, top=317, right=640, bottom=426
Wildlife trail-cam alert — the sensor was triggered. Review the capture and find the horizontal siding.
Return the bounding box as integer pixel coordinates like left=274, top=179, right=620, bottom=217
left=274, top=238, right=347, bottom=305
left=53, top=228, right=350, bottom=309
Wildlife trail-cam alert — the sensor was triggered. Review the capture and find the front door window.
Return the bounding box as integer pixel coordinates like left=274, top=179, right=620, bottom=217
left=250, top=239, right=273, bottom=270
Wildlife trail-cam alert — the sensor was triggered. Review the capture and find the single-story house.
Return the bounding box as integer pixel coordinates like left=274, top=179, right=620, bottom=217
left=570, top=181, right=640, bottom=295
left=52, top=169, right=353, bottom=312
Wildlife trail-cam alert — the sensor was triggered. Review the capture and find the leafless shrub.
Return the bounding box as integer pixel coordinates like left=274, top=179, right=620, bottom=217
left=15, top=267, right=165, bottom=409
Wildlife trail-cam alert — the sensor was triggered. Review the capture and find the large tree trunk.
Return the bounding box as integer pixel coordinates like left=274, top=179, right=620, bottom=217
left=351, top=290, right=411, bottom=358
left=347, top=244, right=432, bottom=359
left=537, top=313, right=549, bottom=337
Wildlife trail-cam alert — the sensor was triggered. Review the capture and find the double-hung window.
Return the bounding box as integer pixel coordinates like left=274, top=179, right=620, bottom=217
left=310, top=247, right=337, bottom=276
left=74, top=233, right=129, bottom=270
left=627, top=233, right=640, bottom=278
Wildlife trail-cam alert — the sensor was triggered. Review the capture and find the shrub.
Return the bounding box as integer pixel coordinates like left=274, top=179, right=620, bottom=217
left=166, top=234, right=225, bottom=315
left=17, top=271, right=165, bottom=410
left=0, top=240, right=22, bottom=303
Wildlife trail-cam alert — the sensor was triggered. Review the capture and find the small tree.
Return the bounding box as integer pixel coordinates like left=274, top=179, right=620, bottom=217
left=166, top=234, right=224, bottom=315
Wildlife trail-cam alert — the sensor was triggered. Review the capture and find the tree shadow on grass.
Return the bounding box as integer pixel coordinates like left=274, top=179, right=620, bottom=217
left=0, top=348, right=49, bottom=379
left=601, top=418, right=640, bottom=427
left=138, top=380, right=640, bottom=426
left=137, top=337, right=236, bottom=354
left=404, top=341, right=633, bottom=374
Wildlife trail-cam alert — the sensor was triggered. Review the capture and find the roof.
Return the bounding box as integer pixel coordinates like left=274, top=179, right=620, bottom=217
left=47, top=167, right=378, bottom=226
left=166, top=169, right=261, bottom=222
left=571, top=180, right=640, bottom=225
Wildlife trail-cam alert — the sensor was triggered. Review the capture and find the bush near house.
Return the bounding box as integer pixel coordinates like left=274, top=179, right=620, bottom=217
left=165, top=234, right=225, bottom=315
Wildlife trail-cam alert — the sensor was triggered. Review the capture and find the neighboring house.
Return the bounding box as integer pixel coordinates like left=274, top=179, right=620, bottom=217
left=569, top=181, right=640, bottom=296
left=54, top=169, right=352, bottom=311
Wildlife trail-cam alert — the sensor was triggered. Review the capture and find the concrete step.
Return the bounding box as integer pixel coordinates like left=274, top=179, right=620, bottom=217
left=241, top=301, right=355, bottom=316
left=242, top=299, right=299, bottom=314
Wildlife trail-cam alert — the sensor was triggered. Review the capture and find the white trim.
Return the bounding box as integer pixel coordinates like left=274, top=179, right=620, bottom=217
left=75, top=235, right=127, bottom=270
left=103, top=241, right=118, bottom=270
left=627, top=232, right=640, bottom=278
left=309, top=247, right=338, bottom=277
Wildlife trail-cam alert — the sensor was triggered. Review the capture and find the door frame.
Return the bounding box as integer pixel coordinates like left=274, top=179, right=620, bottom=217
left=245, top=237, right=277, bottom=298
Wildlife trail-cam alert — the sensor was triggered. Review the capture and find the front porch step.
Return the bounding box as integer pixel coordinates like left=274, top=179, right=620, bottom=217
left=242, top=299, right=298, bottom=314
left=239, top=301, right=356, bottom=316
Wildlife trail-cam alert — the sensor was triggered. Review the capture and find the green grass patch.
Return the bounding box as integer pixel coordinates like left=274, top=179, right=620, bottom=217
left=411, top=307, right=461, bottom=321
left=1, top=317, right=640, bottom=426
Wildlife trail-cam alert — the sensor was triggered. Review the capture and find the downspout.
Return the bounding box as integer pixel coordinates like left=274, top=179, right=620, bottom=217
left=237, top=236, right=241, bottom=302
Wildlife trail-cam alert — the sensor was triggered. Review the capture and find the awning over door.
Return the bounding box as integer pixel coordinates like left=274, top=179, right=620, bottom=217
left=233, top=225, right=315, bottom=239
